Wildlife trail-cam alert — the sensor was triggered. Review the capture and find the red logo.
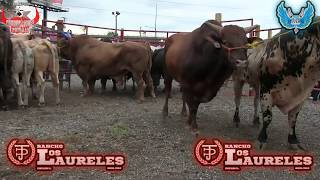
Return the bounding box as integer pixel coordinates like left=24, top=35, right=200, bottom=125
left=6, top=138, right=126, bottom=172
left=1, top=7, right=40, bottom=34
left=194, top=139, right=224, bottom=167
left=193, top=138, right=314, bottom=171
left=7, top=139, right=36, bottom=166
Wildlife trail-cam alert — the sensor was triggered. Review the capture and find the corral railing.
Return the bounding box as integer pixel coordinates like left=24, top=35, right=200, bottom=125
left=36, top=19, right=283, bottom=93
left=39, top=19, right=282, bottom=44
left=40, top=20, right=188, bottom=46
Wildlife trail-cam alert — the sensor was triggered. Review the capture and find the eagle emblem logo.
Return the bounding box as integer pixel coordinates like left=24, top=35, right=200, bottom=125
left=276, top=0, right=315, bottom=34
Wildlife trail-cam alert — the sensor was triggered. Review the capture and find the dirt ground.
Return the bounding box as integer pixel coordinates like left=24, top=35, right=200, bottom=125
left=0, top=76, right=319, bottom=180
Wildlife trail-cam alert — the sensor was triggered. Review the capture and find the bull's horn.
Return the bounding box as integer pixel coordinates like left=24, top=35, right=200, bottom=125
left=205, top=22, right=223, bottom=34
left=244, top=25, right=259, bottom=34
left=2, top=7, right=7, bottom=24
left=33, top=8, right=40, bottom=24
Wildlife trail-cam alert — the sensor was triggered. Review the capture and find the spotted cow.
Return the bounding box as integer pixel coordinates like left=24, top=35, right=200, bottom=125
left=232, top=37, right=264, bottom=127
left=242, top=20, right=320, bottom=150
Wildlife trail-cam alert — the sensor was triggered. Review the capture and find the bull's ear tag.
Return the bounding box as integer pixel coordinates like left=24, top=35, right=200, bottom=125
left=213, top=42, right=221, bottom=48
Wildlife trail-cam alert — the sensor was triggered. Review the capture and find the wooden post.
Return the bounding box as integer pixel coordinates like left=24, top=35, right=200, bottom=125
left=268, top=30, right=273, bottom=39
left=255, top=25, right=260, bottom=38
left=215, top=13, right=222, bottom=22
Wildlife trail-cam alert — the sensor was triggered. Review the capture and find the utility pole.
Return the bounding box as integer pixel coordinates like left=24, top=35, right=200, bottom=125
left=154, top=0, right=158, bottom=38
left=112, top=11, right=120, bottom=37
left=60, top=16, right=66, bottom=22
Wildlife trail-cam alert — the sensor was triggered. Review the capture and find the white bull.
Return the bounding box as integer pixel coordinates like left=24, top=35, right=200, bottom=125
left=13, top=35, right=60, bottom=106
left=10, top=39, right=34, bottom=107
left=232, top=38, right=264, bottom=127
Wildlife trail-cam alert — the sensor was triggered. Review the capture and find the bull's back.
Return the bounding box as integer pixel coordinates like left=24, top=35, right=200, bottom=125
left=165, top=33, right=191, bottom=82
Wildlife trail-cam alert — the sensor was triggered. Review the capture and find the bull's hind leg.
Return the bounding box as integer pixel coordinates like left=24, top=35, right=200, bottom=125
left=100, top=77, right=107, bottom=93
left=88, top=79, right=96, bottom=95
left=233, top=80, right=245, bottom=127
left=186, top=97, right=200, bottom=134
left=288, top=103, right=305, bottom=151
left=143, top=70, right=156, bottom=98
left=13, top=74, right=23, bottom=106
left=257, top=93, right=272, bottom=150
left=162, top=73, right=173, bottom=118
left=22, top=68, right=33, bottom=106
left=131, top=78, right=136, bottom=91
left=181, top=88, right=188, bottom=117
left=36, top=71, right=46, bottom=106
left=81, top=80, right=88, bottom=96
left=131, top=72, right=144, bottom=102
left=252, top=85, right=260, bottom=126
left=0, top=88, right=3, bottom=100
left=51, top=72, right=60, bottom=105
left=111, top=79, right=117, bottom=91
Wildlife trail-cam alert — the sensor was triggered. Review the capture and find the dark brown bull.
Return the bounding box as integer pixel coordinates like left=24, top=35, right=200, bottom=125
left=0, top=23, right=13, bottom=109
left=162, top=20, right=257, bottom=133
left=58, top=35, right=155, bottom=102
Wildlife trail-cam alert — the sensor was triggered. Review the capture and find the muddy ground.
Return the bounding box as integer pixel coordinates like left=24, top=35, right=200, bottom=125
left=0, top=76, right=319, bottom=180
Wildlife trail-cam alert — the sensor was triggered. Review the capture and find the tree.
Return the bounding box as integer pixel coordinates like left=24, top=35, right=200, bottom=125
left=107, top=31, right=118, bottom=37
left=1, top=0, right=15, bottom=10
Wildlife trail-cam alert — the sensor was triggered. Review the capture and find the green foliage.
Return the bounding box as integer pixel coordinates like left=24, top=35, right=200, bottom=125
left=107, top=31, right=118, bottom=37
left=1, top=0, right=15, bottom=10
left=110, top=123, right=129, bottom=138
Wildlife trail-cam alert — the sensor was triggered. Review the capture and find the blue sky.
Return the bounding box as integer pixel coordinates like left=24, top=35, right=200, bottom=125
left=16, top=0, right=320, bottom=38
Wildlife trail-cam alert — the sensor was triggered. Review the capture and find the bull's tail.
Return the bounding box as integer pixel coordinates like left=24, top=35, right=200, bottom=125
left=0, top=39, right=5, bottom=75
left=40, top=40, right=57, bottom=73
left=16, top=40, right=28, bottom=83
left=3, top=40, right=7, bottom=76
left=146, top=44, right=153, bottom=71
left=152, top=49, right=159, bottom=63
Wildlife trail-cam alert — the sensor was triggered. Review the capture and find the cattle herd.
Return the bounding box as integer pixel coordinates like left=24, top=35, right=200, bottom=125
left=1, top=17, right=320, bottom=151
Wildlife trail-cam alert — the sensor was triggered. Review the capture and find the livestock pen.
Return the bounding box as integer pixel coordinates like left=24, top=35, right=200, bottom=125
left=1, top=14, right=319, bottom=180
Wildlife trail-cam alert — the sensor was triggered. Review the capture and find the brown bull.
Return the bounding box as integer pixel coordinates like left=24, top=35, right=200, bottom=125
left=163, top=20, right=257, bottom=133
left=0, top=23, right=13, bottom=109
left=58, top=35, right=155, bottom=102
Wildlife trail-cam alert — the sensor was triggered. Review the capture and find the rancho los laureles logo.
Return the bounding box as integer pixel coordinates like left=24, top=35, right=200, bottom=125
left=6, top=138, right=126, bottom=172
left=194, top=138, right=313, bottom=171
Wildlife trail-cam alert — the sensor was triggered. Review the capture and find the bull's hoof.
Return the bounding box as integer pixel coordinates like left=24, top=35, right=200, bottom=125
left=233, top=114, right=240, bottom=128
left=1, top=105, right=9, bottom=111
left=162, top=111, right=168, bottom=119
left=181, top=111, right=188, bottom=117
left=288, top=143, right=306, bottom=152
left=162, top=111, right=168, bottom=117
left=252, top=117, right=260, bottom=127
left=81, top=93, right=91, bottom=97
left=137, top=99, right=144, bottom=104
left=256, top=141, right=267, bottom=150
left=191, top=128, right=200, bottom=137
left=19, top=105, right=28, bottom=109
